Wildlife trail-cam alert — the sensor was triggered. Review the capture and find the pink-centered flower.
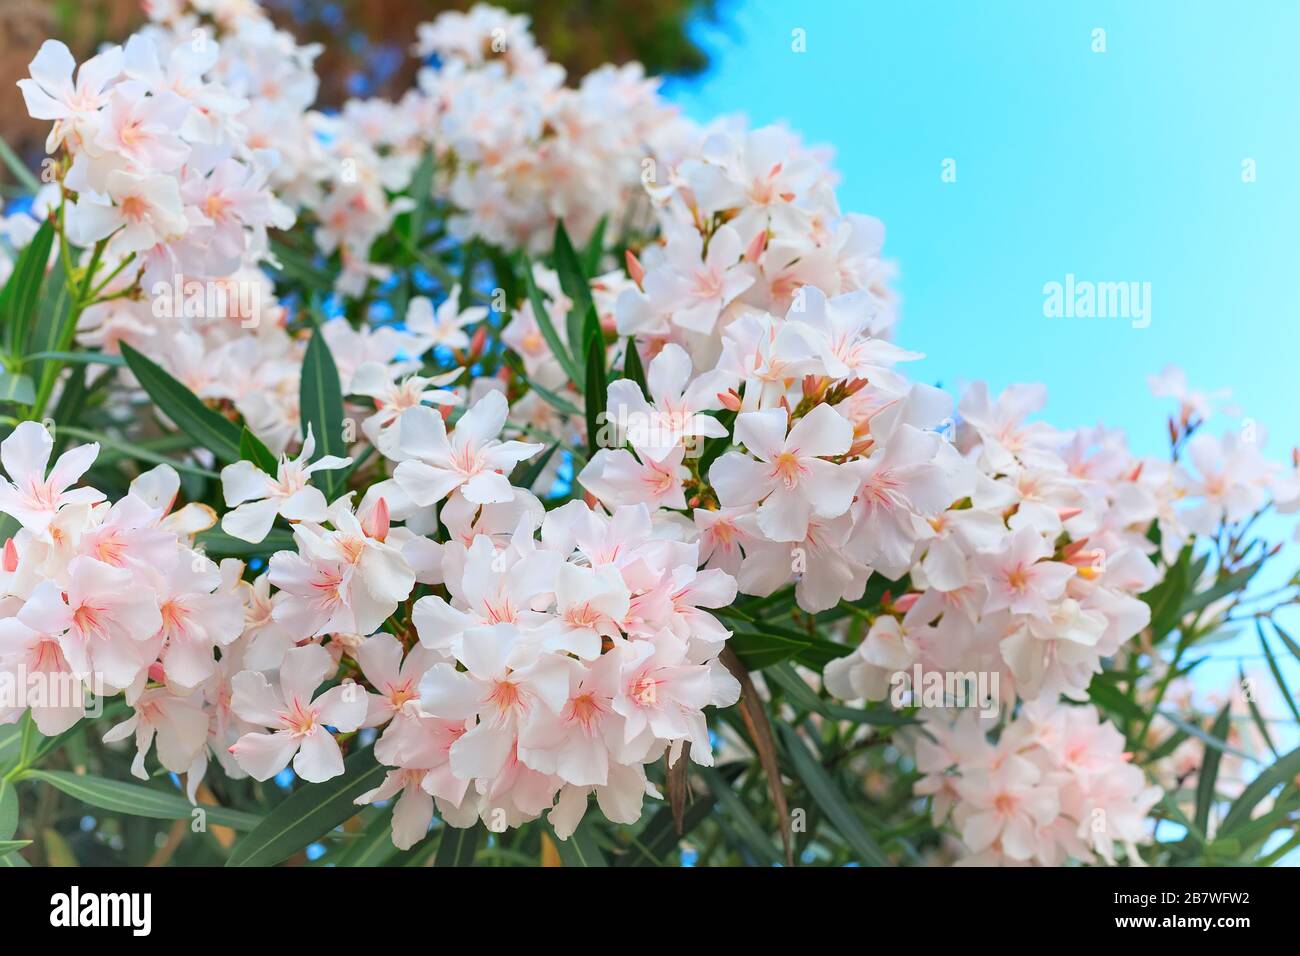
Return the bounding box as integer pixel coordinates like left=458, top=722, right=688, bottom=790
left=0, top=421, right=104, bottom=538
left=228, top=643, right=368, bottom=783
left=394, top=390, right=543, bottom=506
left=709, top=403, right=858, bottom=542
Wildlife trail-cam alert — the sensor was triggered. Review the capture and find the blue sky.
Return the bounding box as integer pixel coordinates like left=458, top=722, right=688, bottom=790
left=662, top=0, right=1300, bottom=460
left=663, top=0, right=1300, bottom=788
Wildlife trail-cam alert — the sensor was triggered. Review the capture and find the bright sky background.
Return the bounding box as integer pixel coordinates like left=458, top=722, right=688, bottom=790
left=663, top=0, right=1300, bottom=460
left=662, top=0, right=1300, bottom=814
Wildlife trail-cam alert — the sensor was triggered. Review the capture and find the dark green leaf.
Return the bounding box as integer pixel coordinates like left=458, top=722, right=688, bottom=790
left=240, top=426, right=279, bottom=474
left=1240, top=664, right=1278, bottom=759
left=522, top=262, right=581, bottom=386
left=1, top=218, right=54, bottom=355
left=512, top=441, right=559, bottom=493
left=726, top=629, right=811, bottom=671
left=299, top=327, right=348, bottom=499
left=195, top=526, right=296, bottom=558
left=544, top=818, right=608, bottom=867
left=1257, top=621, right=1300, bottom=724
left=552, top=221, right=596, bottom=377
left=120, top=343, right=242, bottom=463
left=227, top=747, right=383, bottom=867
left=332, top=809, right=401, bottom=867
left=698, top=409, right=736, bottom=476
left=24, top=769, right=261, bottom=831
left=584, top=327, right=608, bottom=454
left=621, top=339, right=649, bottom=399
left=1220, top=744, right=1300, bottom=834
left=1178, top=558, right=1263, bottom=619
left=619, top=763, right=743, bottom=866
left=582, top=216, right=608, bottom=275
left=1193, top=703, right=1232, bottom=835
left=24, top=255, right=73, bottom=401
left=433, top=822, right=482, bottom=866
left=778, top=724, right=889, bottom=866
left=698, top=766, right=781, bottom=866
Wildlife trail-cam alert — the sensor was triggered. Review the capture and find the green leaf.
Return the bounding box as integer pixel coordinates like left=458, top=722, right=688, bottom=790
left=522, top=262, right=581, bottom=386
left=777, top=724, right=890, bottom=866
left=0, top=839, right=32, bottom=858
left=195, top=526, right=296, bottom=558
left=332, top=809, right=401, bottom=867
left=1240, top=664, right=1278, bottom=759
left=1, top=218, right=54, bottom=355
left=24, top=769, right=261, bottom=831
left=1178, top=558, right=1263, bottom=619
left=1193, top=703, right=1232, bottom=835
left=582, top=216, right=608, bottom=275
left=698, top=766, right=781, bottom=866
left=523, top=376, right=582, bottom=417
left=1257, top=621, right=1300, bottom=724
left=227, top=747, right=384, bottom=867
left=0, top=371, right=35, bottom=406
left=698, top=409, right=736, bottom=476
left=25, top=255, right=74, bottom=399
left=544, top=818, right=608, bottom=867
left=552, top=221, right=597, bottom=381
left=512, top=441, right=559, bottom=493
left=727, top=629, right=811, bottom=671
left=619, top=763, right=744, bottom=866
left=584, top=327, right=608, bottom=454
left=55, top=425, right=218, bottom=479
left=22, top=350, right=124, bottom=367
left=120, top=343, right=242, bottom=463
left=1157, top=709, right=1251, bottom=760
left=405, top=149, right=437, bottom=242
left=0, top=847, right=30, bottom=866
left=299, top=327, right=348, bottom=500
left=1220, top=744, right=1300, bottom=834
left=1272, top=620, right=1300, bottom=661
left=240, top=426, right=279, bottom=475
left=621, top=339, right=649, bottom=399
left=433, top=822, right=482, bottom=866
left=0, top=135, right=40, bottom=193
left=0, top=777, right=18, bottom=840
left=1141, top=545, right=1192, bottom=641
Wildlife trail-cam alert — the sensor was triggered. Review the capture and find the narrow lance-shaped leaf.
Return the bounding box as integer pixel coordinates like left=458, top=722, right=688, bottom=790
left=621, top=338, right=649, bottom=399
left=1194, top=703, right=1232, bottom=836
left=23, top=769, right=261, bottom=832
left=522, top=260, right=582, bottom=386
left=240, top=426, right=279, bottom=475
left=777, top=723, right=890, bottom=866
left=299, top=327, right=348, bottom=500
left=552, top=220, right=597, bottom=369
left=433, top=822, right=482, bottom=866
left=585, top=326, right=608, bottom=455
left=226, top=747, right=384, bottom=867
left=1, top=217, right=55, bottom=355
left=120, top=343, right=242, bottom=463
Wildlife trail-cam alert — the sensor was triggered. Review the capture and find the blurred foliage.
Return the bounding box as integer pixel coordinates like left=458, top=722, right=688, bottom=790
left=0, top=0, right=717, bottom=195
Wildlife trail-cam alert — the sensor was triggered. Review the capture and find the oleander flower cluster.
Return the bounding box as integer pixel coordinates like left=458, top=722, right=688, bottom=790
left=913, top=703, right=1162, bottom=866
left=2, top=0, right=1296, bottom=868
